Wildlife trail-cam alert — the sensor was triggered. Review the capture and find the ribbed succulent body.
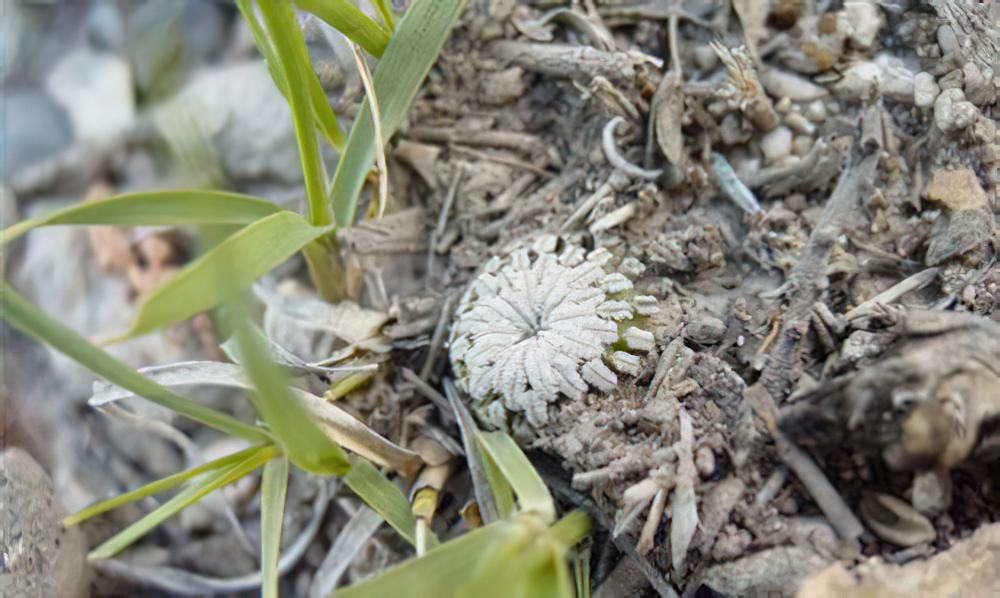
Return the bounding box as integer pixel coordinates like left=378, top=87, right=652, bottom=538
left=450, top=245, right=656, bottom=427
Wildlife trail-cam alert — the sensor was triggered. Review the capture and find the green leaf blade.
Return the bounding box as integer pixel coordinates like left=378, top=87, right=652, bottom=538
left=1, top=284, right=269, bottom=443
left=1, top=190, right=282, bottom=245
left=63, top=444, right=267, bottom=527
left=111, top=211, right=329, bottom=342
left=229, top=314, right=350, bottom=476
left=258, top=0, right=332, bottom=226
left=330, top=0, right=464, bottom=227
left=344, top=458, right=418, bottom=546
left=260, top=457, right=290, bottom=598
left=88, top=445, right=278, bottom=560
left=477, top=432, right=555, bottom=524
left=337, top=520, right=521, bottom=598
left=295, top=0, right=390, bottom=58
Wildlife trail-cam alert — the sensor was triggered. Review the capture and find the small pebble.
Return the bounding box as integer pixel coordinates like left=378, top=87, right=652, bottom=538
left=784, top=112, right=816, bottom=135
left=695, top=446, right=716, bottom=478
left=792, top=134, right=814, bottom=157
left=912, top=470, right=952, bottom=516
left=913, top=72, right=939, bottom=108
left=804, top=99, right=827, bottom=122
left=684, top=315, right=727, bottom=344
left=759, top=126, right=793, bottom=163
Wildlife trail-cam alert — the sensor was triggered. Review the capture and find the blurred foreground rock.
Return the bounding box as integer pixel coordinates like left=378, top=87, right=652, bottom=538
left=0, top=448, right=89, bottom=598
left=798, top=523, right=1000, bottom=598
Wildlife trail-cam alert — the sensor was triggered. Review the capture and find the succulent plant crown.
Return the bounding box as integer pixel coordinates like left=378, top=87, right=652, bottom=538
left=449, top=237, right=658, bottom=428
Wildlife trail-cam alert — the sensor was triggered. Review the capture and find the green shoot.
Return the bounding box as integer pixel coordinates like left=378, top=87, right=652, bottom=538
left=295, top=0, right=390, bottom=57
left=63, top=444, right=268, bottom=527
left=0, top=190, right=281, bottom=245
left=330, top=0, right=464, bottom=226
left=478, top=431, right=556, bottom=524
left=226, top=299, right=350, bottom=476
left=257, top=0, right=333, bottom=226
left=106, top=211, right=330, bottom=343
left=344, top=457, right=420, bottom=546
left=88, top=444, right=280, bottom=560
left=260, top=456, right=290, bottom=598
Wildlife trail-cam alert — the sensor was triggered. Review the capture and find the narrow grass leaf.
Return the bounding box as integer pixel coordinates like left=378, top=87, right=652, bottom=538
left=370, top=0, right=396, bottom=32
left=89, top=445, right=279, bottom=560
left=295, top=0, right=389, bottom=57
left=88, top=360, right=420, bottom=476
left=548, top=511, right=592, bottom=550
left=1, top=190, right=281, bottom=245
left=260, top=456, right=290, bottom=598
left=258, top=0, right=332, bottom=225
left=228, top=304, right=350, bottom=476
left=480, top=444, right=516, bottom=521
left=1, top=285, right=268, bottom=443
left=309, top=506, right=383, bottom=597
left=108, top=211, right=330, bottom=342
left=344, top=457, right=418, bottom=546
left=237, top=0, right=346, bottom=151
left=63, top=445, right=266, bottom=527
left=330, top=0, right=464, bottom=226
left=477, top=431, right=555, bottom=524
left=444, top=379, right=505, bottom=523
left=336, top=520, right=523, bottom=598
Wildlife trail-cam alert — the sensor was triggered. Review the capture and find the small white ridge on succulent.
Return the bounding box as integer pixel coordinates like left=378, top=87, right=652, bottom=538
left=624, top=327, right=656, bottom=351
left=633, top=295, right=660, bottom=315
left=611, top=351, right=642, bottom=376
left=450, top=244, right=657, bottom=426
left=597, top=300, right=634, bottom=320
left=619, top=256, right=646, bottom=279
left=582, top=358, right=618, bottom=392
left=558, top=244, right=586, bottom=266
left=587, top=247, right=613, bottom=266
left=602, top=272, right=634, bottom=293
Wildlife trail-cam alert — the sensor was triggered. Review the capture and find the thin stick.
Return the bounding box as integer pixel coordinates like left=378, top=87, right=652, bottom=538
left=844, top=267, right=940, bottom=320
left=420, top=294, right=457, bottom=381
left=427, top=170, right=462, bottom=284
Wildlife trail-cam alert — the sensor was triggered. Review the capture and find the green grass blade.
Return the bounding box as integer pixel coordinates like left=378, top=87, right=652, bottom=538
left=108, top=211, right=330, bottom=342
left=237, top=0, right=346, bottom=151
left=257, top=0, right=333, bottom=226
left=549, top=511, right=592, bottom=550
left=329, top=0, right=464, bottom=226
left=63, top=445, right=266, bottom=527
left=89, top=445, right=279, bottom=560
left=480, top=443, right=516, bottom=521
left=1, top=284, right=269, bottom=443
left=344, top=457, right=418, bottom=546
left=477, top=432, right=555, bottom=524
left=1, top=190, right=281, bottom=245
left=336, top=520, right=523, bottom=598
left=260, top=456, right=290, bottom=598
left=370, top=0, right=396, bottom=32
left=445, top=380, right=505, bottom=524
left=228, top=308, right=350, bottom=476
left=295, top=0, right=390, bottom=57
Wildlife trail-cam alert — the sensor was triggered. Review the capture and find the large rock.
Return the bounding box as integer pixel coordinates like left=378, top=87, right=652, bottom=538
left=0, top=448, right=89, bottom=598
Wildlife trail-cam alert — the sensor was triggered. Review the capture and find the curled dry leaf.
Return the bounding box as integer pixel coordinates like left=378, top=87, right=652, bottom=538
left=859, top=492, right=936, bottom=547
left=651, top=68, right=686, bottom=167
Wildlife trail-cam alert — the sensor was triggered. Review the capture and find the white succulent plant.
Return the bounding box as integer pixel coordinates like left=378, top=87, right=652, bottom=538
left=449, top=244, right=657, bottom=427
